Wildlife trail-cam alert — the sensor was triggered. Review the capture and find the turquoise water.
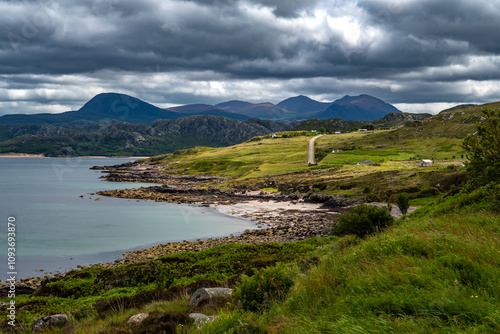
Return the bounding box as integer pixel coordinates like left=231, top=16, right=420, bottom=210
left=0, top=158, right=256, bottom=280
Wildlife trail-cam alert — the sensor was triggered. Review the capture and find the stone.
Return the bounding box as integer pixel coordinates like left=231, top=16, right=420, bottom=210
left=190, top=287, right=233, bottom=307
left=127, top=313, right=149, bottom=325
left=32, top=314, right=69, bottom=333
left=189, top=313, right=218, bottom=329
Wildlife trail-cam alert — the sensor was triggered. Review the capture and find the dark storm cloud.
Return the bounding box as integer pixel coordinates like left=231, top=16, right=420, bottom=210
left=0, top=0, right=497, bottom=79
left=1, top=0, right=500, bottom=115
left=189, top=0, right=322, bottom=17
left=362, top=0, right=500, bottom=53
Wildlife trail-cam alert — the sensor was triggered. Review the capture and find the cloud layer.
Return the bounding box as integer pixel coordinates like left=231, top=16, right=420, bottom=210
left=1, top=0, right=499, bottom=115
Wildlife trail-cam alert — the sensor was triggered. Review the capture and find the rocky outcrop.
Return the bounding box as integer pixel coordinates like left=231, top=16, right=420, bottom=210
left=190, top=288, right=233, bottom=307
left=32, top=314, right=69, bottom=333
left=127, top=313, right=149, bottom=325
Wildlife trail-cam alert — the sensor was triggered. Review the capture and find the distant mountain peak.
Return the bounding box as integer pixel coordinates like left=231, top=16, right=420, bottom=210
left=312, top=94, right=401, bottom=121
left=277, top=95, right=332, bottom=116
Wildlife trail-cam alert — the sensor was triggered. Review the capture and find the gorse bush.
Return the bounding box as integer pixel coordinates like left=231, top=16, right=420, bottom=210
left=233, top=263, right=296, bottom=313
left=334, top=204, right=395, bottom=237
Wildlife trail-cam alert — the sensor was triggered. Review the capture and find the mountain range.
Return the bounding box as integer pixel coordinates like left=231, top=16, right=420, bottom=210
left=0, top=93, right=402, bottom=125
left=0, top=111, right=433, bottom=157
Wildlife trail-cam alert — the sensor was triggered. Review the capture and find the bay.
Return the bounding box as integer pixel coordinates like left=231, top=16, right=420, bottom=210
left=0, top=158, right=256, bottom=280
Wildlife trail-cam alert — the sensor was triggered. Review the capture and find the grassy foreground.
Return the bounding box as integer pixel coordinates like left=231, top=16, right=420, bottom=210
left=203, top=194, right=500, bottom=333
left=3, top=188, right=498, bottom=333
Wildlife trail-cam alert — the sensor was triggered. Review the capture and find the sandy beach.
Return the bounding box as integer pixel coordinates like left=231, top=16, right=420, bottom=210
left=0, top=153, right=46, bottom=158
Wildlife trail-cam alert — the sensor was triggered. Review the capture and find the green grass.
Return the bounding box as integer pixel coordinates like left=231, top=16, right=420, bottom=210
left=202, top=194, right=500, bottom=333
left=0, top=238, right=337, bottom=332
left=148, top=121, right=471, bottom=203
left=4, top=190, right=499, bottom=333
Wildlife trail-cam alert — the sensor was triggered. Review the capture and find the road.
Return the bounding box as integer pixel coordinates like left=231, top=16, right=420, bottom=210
left=308, top=135, right=323, bottom=165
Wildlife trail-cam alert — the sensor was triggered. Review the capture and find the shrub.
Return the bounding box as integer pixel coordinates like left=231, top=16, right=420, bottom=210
left=463, top=108, right=500, bottom=187
left=233, top=263, right=295, bottom=313
left=333, top=204, right=394, bottom=237
left=397, top=192, right=410, bottom=215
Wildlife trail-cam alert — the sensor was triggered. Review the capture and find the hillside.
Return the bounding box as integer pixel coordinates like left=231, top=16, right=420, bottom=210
left=0, top=116, right=293, bottom=156
left=122, top=103, right=494, bottom=201
left=292, top=112, right=432, bottom=133
left=292, top=117, right=368, bottom=133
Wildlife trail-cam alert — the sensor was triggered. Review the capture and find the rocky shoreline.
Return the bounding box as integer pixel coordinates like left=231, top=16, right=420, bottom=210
left=1, top=161, right=356, bottom=295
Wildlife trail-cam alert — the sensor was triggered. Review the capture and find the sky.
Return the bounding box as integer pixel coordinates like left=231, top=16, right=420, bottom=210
left=1, top=0, right=500, bottom=116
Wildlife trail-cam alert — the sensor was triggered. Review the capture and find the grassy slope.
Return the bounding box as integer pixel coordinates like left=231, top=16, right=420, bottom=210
left=150, top=104, right=484, bottom=201
left=11, top=195, right=498, bottom=333
left=204, top=196, right=500, bottom=333
left=1, top=238, right=336, bottom=333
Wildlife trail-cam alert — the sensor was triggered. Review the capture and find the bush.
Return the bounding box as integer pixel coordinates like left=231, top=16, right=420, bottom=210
left=233, top=263, right=296, bottom=313
left=397, top=193, right=410, bottom=215
left=463, top=108, right=500, bottom=187
left=333, top=204, right=394, bottom=237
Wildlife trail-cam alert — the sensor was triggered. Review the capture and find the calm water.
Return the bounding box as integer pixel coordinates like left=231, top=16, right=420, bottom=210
left=0, top=158, right=256, bottom=280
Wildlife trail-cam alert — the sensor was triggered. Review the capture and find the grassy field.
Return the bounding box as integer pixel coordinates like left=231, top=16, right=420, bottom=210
left=150, top=128, right=467, bottom=203
left=144, top=104, right=488, bottom=203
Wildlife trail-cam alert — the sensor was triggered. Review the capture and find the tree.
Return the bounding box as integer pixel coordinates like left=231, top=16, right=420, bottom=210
left=396, top=193, right=410, bottom=215
left=462, top=108, right=500, bottom=187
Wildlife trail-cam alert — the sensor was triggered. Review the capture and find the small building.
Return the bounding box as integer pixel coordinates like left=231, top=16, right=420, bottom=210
left=358, top=129, right=368, bottom=132
left=418, top=159, right=433, bottom=167
left=335, top=131, right=341, bottom=134
left=271, top=133, right=277, bottom=138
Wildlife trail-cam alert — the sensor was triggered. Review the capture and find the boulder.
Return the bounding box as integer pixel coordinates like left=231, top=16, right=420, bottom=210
left=32, top=314, right=69, bottom=333
left=359, top=159, right=376, bottom=165
left=190, top=287, right=233, bottom=307
left=127, top=313, right=149, bottom=325
left=189, top=313, right=218, bottom=329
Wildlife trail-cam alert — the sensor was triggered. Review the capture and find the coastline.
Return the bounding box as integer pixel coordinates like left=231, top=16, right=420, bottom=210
left=1, top=160, right=349, bottom=293
left=4, top=196, right=343, bottom=292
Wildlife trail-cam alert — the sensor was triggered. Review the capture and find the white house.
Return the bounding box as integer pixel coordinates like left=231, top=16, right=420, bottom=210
left=418, top=159, right=433, bottom=167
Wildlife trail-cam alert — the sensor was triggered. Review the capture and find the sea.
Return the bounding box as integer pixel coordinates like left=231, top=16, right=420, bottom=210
left=0, top=157, right=257, bottom=281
